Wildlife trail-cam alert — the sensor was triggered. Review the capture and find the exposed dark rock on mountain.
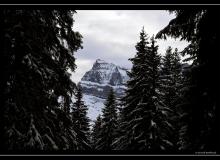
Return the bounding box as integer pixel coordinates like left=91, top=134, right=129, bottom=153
left=79, top=59, right=129, bottom=99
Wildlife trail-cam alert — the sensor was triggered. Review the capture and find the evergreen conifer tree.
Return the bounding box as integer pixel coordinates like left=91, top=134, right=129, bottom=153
left=91, top=115, right=102, bottom=150
left=156, top=10, right=220, bottom=152
left=96, top=88, right=118, bottom=150
left=117, top=28, right=174, bottom=152
left=160, top=46, right=183, bottom=150
left=1, top=10, right=82, bottom=150
left=71, top=84, right=91, bottom=150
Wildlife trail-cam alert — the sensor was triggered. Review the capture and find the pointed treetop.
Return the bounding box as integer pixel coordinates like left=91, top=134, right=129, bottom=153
left=150, top=34, right=156, bottom=41
left=166, top=46, right=172, bottom=54
left=142, top=26, right=145, bottom=32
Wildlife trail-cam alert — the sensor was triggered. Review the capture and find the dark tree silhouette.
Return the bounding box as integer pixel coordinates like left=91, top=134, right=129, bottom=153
left=117, top=28, right=174, bottom=152
left=160, top=46, right=183, bottom=150
left=95, top=89, right=118, bottom=150
left=1, top=10, right=82, bottom=150
left=71, top=84, right=91, bottom=150
left=91, top=115, right=102, bottom=150
left=156, top=10, right=220, bottom=152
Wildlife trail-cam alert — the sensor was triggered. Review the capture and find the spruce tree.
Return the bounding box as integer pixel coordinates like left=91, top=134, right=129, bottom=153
left=156, top=10, right=220, bottom=152
left=1, top=10, right=82, bottom=150
left=91, top=115, right=102, bottom=150
left=160, top=46, right=174, bottom=108
left=160, top=47, right=182, bottom=111
left=160, top=47, right=183, bottom=150
left=116, top=27, right=150, bottom=150
left=96, top=88, right=118, bottom=150
left=111, top=99, right=124, bottom=149
left=118, top=28, right=174, bottom=152
left=71, top=84, right=91, bottom=150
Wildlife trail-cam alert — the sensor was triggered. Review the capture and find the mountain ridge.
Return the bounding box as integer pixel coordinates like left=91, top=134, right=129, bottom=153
left=79, top=59, right=129, bottom=121
left=80, top=59, right=129, bottom=99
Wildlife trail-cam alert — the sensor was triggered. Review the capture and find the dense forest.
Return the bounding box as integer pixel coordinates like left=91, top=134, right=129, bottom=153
left=1, top=9, right=220, bottom=154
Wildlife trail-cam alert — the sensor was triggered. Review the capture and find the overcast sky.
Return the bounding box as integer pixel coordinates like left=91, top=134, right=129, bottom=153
left=71, top=10, right=189, bottom=83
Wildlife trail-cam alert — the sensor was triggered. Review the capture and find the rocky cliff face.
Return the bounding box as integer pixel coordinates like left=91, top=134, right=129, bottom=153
left=79, top=59, right=129, bottom=99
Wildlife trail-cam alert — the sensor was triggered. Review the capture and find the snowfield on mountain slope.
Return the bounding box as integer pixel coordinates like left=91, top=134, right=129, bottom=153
left=82, top=94, right=105, bottom=122
left=80, top=80, right=127, bottom=89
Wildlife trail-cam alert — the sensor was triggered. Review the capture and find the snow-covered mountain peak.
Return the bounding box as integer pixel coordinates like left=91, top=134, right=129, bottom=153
left=81, top=59, right=128, bottom=86
left=80, top=59, right=129, bottom=98
left=92, top=59, right=116, bottom=72
left=95, top=59, right=107, bottom=64
left=79, top=59, right=129, bottom=121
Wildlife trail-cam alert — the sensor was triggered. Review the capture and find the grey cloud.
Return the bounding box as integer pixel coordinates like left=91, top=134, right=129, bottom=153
left=72, top=10, right=188, bottom=83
